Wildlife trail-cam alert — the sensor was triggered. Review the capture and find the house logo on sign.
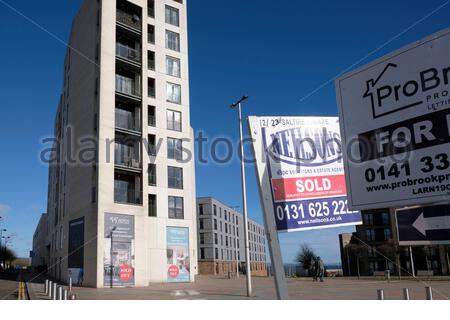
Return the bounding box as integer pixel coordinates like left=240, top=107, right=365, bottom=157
left=362, top=62, right=450, bottom=119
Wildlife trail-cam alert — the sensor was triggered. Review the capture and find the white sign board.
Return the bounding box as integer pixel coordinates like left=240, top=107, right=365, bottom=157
left=248, top=116, right=361, bottom=233
left=336, top=28, right=450, bottom=210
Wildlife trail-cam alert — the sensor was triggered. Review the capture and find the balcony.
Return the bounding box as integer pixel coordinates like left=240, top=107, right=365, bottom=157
left=115, top=137, right=142, bottom=171
left=114, top=184, right=143, bottom=205
left=117, top=9, right=142, bottom=33
left=115, top=107, right=141, bottom=133
left=116, top=74, right=141, bottom=99
left=116, top=43, right=141, bottom=65
left=114, top=171, right=142, bottom=205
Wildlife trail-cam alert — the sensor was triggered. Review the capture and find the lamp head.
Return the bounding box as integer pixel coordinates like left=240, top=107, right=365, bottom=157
left=230, top=95, right=249, bottom=109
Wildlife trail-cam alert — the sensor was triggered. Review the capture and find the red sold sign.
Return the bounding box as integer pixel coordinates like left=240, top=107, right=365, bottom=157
left=119, top=264, right=133, bottom=282
left=168, top=265, right=180, bottom=279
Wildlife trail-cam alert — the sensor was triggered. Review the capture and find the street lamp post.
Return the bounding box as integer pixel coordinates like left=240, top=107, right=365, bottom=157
left=110, top=227, right=117, bottom=289
left=231, top=206, right=240, bottom=279
left=230, top=95, right=252, bottom=297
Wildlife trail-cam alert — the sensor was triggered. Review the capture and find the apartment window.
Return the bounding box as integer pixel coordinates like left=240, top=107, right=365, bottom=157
left=384, top=228, right=392, bottom=240
left=148, top=25, right=155, bottom=44
left=220, top=221, right=222, bottom=232
left=168, top=196, right=184, bottom=219
left=148, top=78, right=156, bottom=98
left=166, top=82, right=181, bottom=104
left=381, top=212, right=390, bottom=225
left=168, top=166, right=183, bottom=189
left=365, top=229, right=376, bottom=242
left=225, top=223, right=228, bottom=234
left=214, top=219, right=217, bottom=230
left=363, top=213, right=374, bottom=225
left=165, top=5, right=180, bottom=26
left=166, top=56, right=181, bottom=77
left=213, top=204, right=217, bottom=216
left=167, top=110, right=182, bottom=131
left=199, top=219, right=204, bottom=230
left=148, top=51, right=155, bottom=70
left=200, top=233, right=205, bottom=245
left=215, top=248, right=219, bottom=260
left=149, top=194, right=157, bottom=217
left=199, top=204, right=204, bottom=215
left=167, top=138, right=183, bottom=160
left=148, top=134, right=156, bottom=156
left=148, top=0, right=155, bottom=17
left=214, top=233, right=218, bottom=245
left=200, top=248, right=205, bottom=260
left=148, top=163, right=157, bottom=186
left=166, top=30, right=180, bottom=51
left=148, top=106, right=156, bottom=127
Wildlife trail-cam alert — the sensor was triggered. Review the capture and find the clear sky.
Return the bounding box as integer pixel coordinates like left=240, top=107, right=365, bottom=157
left=1, top=0, right=450, bottom=264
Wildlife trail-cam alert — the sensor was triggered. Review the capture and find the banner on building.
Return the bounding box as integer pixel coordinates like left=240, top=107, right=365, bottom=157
left=248, top=116, right=362, bottom=233
left=103, top=213, right=135, bottom=287
left=167, top=227, right=190, bottom=283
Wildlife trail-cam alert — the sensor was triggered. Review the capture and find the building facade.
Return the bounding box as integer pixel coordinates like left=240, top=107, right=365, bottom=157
left=196, top=197, right=267, bottom=277
left=340, top=208, right=450, bottom=277
left=33, top=0, right=197, bottom=288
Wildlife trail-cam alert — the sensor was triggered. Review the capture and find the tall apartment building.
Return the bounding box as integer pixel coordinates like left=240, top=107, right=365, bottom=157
left=196, top=197, right=268, bottom=277
left=33, top=0, right=197, bottom=288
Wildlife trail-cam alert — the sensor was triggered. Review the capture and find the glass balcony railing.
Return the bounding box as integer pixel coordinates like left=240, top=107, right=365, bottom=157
left=117, top=9, right=142, bottom=31
left=116, top=43, right=141, bottom=64
left=116, top=75, right=141, bottom=97
left=114, top=184, right=143, bottom=205
left=115, top=109, right=141, bottom=132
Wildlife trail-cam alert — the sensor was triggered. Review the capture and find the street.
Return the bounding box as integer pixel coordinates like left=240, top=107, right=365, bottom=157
left=0, top=270, right=20, bottom=300
left=28, top=275, right=450, bottom=300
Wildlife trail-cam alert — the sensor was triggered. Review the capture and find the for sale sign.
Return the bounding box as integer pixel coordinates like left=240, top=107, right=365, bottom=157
left=249, top=116, right=362, bottom=232
left=336, top=27, right=450, bottom=210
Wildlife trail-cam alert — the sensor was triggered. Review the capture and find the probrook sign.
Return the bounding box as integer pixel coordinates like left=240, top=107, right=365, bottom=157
left=336, top=27, right=450, bottom=210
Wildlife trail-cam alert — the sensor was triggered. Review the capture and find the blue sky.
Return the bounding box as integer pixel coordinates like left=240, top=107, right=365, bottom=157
left=1, top=0, right=450, bottom=264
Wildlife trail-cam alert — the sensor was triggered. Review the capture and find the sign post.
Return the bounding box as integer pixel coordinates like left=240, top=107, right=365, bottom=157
left=248, top=116, right=362, bottom=299
left=249, top=117, right=289, bottom=300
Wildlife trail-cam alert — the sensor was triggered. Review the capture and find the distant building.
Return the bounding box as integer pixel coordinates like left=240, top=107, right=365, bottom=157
left=340, top=208, right=450, bottom=276
left=196, top=197, right=267, bottom=277
left=32, top=213, right=48, bottom=272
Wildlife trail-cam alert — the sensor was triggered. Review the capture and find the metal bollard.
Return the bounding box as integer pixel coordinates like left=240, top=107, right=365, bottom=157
left=377, top=289, right=385, bottom=300
left=69, top=277, right=72, bottom=292
left=426, top=287, right=433, bottom=300
left=58, top=286, right=63, bottom=300
left=63, top=289, right=68, bottom=300
left=403, top=288, right=410, bottom=300
left=48, top=281, right=53, bottom=298
left=52, top=283, right=57, bottom=300
left=44, top=280, right=49, bottom=294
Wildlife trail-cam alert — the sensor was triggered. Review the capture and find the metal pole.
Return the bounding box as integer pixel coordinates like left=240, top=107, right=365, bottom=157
left=409, top=246, right=415, bottom=277
left=52, top=283, right=57, bottom=300
left=235, top=224, right=239, bottom=278
left=238, top=102, right=252, bottom=297
left=63, top=289, right=68, bottom=300
left=110, top=231, right=114, bottom=289
left=48, top=281, right=53, bottom=298
left=58, top=286, right=63, bottom=300
left=426, top=287, right=433, bottom=300
left=44, top=280, right=49, bottom=294
left=69, top=277, right=72, bottom=292
left=377, top=289, right=384, bottom=300
left=403, top=288, right=410, bottom=300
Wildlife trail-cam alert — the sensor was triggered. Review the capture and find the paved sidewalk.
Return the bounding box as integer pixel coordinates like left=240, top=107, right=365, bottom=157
left=28, top=276, right=450, bottom=300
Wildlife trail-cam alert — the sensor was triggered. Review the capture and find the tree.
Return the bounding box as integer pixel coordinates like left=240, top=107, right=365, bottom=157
left=0, top=247, right=17, bottom=269
left=296, top=244, right=317, bottom=276
left=346, top=241, right=367, bottom=279
left=378, top=240, right=401, bottom=278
